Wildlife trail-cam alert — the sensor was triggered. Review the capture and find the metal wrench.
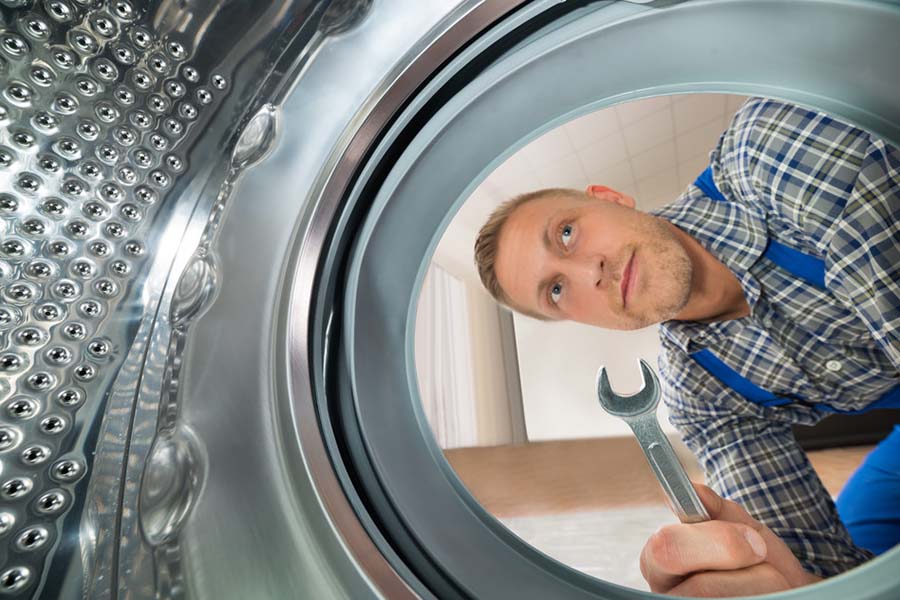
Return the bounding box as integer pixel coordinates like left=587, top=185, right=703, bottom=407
left=597, top=359, right=710, bottom=523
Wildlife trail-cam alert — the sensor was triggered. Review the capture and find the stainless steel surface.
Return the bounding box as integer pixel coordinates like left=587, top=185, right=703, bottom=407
left=0, top=0, right=226, bottom=594
left=180, top=0, right=485, bottom=599
left=597, top=360, right=710, bottom=524
left=0, top=0, right=386, bottom=598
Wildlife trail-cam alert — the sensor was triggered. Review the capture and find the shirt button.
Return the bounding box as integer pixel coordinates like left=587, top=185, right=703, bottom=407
left=826, top=360, right=843, bottom=372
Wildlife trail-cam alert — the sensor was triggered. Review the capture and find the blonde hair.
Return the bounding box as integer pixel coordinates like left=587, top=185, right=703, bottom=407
left=473, top=188, right=586, bottom=320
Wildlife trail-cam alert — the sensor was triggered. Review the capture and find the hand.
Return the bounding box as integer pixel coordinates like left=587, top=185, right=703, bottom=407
left=639, top=483, right=822, bottom=597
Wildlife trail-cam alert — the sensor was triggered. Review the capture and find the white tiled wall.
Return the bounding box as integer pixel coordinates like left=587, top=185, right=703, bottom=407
left=440, top=94, right=749, bottom=270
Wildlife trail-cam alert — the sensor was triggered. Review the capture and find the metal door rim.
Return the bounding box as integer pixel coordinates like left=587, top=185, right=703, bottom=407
left=286, top=0, right=900, bottom=598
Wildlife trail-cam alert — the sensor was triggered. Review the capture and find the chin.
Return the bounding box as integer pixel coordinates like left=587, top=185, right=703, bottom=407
left=622, top=303, right=672, bottom=330
left=599, top=313, right=655, bottom=331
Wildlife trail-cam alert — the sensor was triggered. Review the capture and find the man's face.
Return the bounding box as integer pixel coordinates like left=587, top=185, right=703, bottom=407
left=493, top=190, right=693, bottom=329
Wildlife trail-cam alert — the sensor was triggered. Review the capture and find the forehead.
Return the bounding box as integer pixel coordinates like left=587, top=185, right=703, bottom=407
left=504, top=193, right=580, bottom=230
left=496, top=197, right=559, bottom=259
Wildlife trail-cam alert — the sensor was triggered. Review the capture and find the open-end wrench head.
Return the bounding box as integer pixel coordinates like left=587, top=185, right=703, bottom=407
left=596, top=358, right=661, bottom=417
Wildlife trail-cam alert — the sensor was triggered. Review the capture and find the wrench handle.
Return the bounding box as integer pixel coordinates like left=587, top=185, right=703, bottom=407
left=629, top=416, right=710, bottom=523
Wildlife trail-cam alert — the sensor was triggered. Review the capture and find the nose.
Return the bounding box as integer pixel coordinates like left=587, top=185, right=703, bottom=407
left=567, top=253, right=605, bottom=289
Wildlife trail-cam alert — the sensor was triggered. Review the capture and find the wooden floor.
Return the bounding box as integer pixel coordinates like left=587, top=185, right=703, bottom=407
left=445, top=436, right=873, bottom=518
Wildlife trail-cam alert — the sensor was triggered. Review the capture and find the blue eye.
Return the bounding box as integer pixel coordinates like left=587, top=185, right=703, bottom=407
left=560, top=223, right=573, bottom=247
left=550, top=282, right=563, bottom=304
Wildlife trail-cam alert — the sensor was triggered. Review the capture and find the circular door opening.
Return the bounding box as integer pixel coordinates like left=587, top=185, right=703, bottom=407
left=289, top=1, right=900, bottom=598
left=416, top=91, right=900, bottom=593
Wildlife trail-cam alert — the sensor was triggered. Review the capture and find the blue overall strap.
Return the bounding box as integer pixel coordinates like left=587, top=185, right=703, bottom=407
left=814, top=385, right=900, bottom=414
left=689, top=167, right=900, bottom=413
left=693, top=350, right=900, bottom=413
left=694, top=166, right=726, bottom=201
left=690, top=349, right=792, bottom=406
left=693, top=167, right=826, bottom=290
left=763, top=241, right=826, bottom=290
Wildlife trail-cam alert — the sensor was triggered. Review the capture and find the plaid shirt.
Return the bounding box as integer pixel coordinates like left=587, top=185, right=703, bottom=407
left=651, top=97, right=900, bottom=578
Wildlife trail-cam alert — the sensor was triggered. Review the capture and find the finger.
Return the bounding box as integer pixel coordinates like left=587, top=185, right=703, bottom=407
left=667, top=563, right=790, bottom=597
left=640, top=520, right=768, bottom=592
left=693, top=483, right=759, bottom=527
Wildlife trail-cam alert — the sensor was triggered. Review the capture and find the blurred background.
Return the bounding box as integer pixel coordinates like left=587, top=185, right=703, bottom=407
left=414, top=94, right=872, bottom=591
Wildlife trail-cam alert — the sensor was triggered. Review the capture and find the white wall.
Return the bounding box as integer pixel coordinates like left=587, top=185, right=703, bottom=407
left=513, top=317, right=673, bottom=440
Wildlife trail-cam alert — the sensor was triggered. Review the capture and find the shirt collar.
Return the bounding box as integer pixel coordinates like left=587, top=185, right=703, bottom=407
left=650, top=181, right=770, bottom=352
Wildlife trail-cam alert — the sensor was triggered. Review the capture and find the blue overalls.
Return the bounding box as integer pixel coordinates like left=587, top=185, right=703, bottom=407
left=691, top=167, right=900, bottom=555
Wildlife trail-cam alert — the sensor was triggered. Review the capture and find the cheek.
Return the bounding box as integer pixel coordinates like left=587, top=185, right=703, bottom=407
left=645, top=243, right=685, bottom=294
left=567, top=282, right=615, bottom=315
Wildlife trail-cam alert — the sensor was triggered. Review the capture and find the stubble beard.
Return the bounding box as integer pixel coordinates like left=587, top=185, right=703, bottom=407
left=625, top=218, right=693, bottom=329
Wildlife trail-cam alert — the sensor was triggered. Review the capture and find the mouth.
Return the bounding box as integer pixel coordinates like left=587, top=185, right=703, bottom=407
left=621, top=251, right=636, bottom=307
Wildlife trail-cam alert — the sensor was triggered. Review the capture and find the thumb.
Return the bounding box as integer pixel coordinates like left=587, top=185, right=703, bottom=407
left=691, top=482, right=820, bottom=588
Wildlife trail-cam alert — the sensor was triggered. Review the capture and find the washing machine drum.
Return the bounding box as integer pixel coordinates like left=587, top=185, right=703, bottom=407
left=0, top=0, right=898, bottom=598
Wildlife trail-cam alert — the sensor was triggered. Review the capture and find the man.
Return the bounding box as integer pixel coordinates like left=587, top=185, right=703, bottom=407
left=474, top=97, right=899, bottom=596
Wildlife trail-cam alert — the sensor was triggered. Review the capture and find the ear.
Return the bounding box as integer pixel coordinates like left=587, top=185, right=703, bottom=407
left=585, top=184, right=636, bottom=209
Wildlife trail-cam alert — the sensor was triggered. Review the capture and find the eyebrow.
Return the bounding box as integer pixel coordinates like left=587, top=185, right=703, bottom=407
left=535, top=213, right=557, bottom=310
left=542, top=214, right=553, bottom=251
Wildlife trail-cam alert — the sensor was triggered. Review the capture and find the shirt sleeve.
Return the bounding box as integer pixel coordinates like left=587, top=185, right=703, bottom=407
left=658, top=347, right=876, bottom=578
left=825, top=137, right=900, bottom=369
left=714, top=98, right=900, bottom=369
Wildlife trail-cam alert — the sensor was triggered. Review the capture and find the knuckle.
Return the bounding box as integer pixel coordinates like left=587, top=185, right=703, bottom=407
left=645, top=527, right=681, bottom=573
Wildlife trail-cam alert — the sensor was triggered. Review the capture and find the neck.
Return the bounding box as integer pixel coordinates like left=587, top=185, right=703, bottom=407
left=668, top=224, right=750, bottom=323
